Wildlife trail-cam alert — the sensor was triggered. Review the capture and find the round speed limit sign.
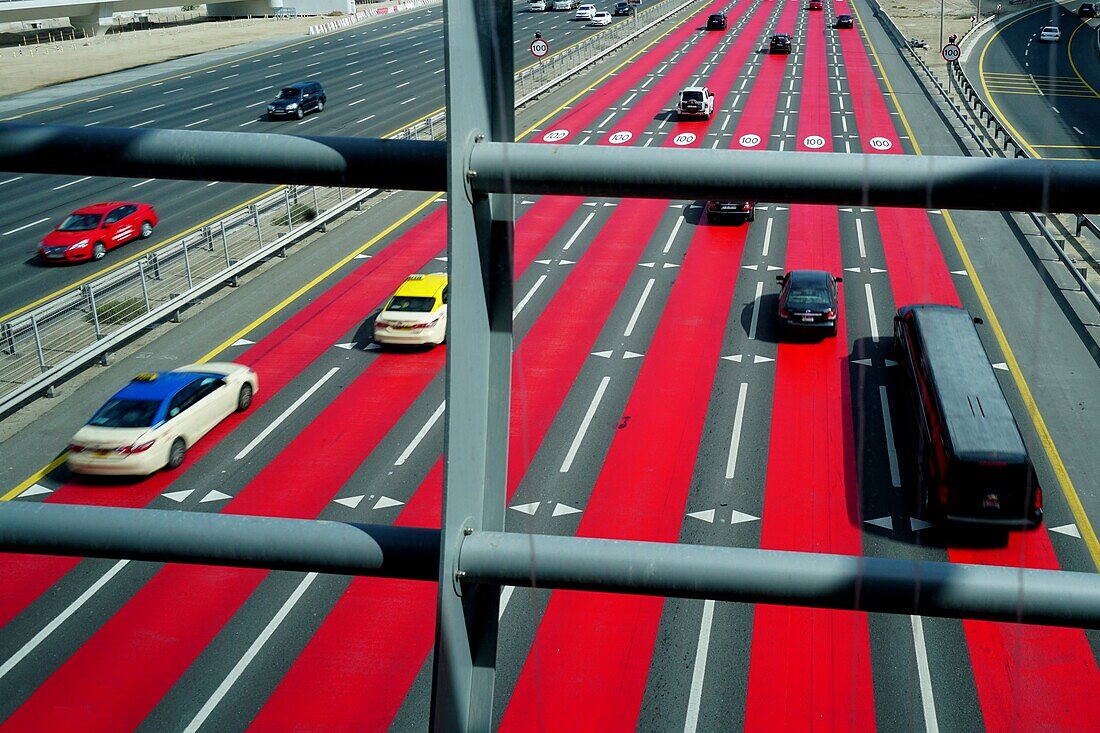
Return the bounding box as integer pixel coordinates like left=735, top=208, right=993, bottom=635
left=942, top=43, right=961, bottom=63
left=530, top=38, right=549, bottom=58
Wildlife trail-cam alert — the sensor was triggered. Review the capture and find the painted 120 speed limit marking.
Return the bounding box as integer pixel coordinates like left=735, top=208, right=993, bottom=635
left=739, top=133, right=762, bottom=148
left=868, top=136, right=893, bottom=151
left=542, top=129, right=569, bottom=143
left=608, top=131, right=633, bottom=145
left=673, top=132, right=696, bottom=146
left=803, top=135, right=826, bottom=149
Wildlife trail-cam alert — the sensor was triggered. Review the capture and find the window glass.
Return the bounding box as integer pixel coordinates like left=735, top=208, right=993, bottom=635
left=89, top=399, right=160, bottom=428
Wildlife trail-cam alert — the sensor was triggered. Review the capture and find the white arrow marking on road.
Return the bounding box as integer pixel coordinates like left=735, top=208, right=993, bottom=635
left=510, top=501, right=540, bottom=516
left=639, top=262, right=655, bottom=268
left=951, top=270, right=969, bottom=276
left=535, top=259, right=551, bottom=265
left=852, top=358, right=873, bottom=366
left=730, top=510, right=760, bottom=524
left=363, top=343, right=381, bottom=351
left=200, top=490, right=232, bottom=503
left=520, top=200, right=537, bottom=205
left=687, top=509, right=716, bottom=523
left=19, top=484, right=52, bottom=498
left=335, top=342, right=356, bottom=350
left=592, top=350, right=613, bottom=358
left=354, top=253, right=371, bottom=259
left=232, top=338, right=255, bottom=347
left=865, top=516, right=893, bottom=530
left=767, top=265, right=783, bottom=271
left=840, top=207, right=853, bottom=212
left=560, top=259, right=576, bottom=265
left=662, top=262, right=679, bottom=269
left=869, top=267, right=887, bottom=273
left=334, top=495, right=365, bottom=509
left=885, top=359, right=899, bottom=367
left=162, top=489, right=194, bottom=503
left=721, top=354, right=743, bottom=362
left=742, top=264, right=759, bottom=270
left=992, top=362, right=1008, bottom=371
left=603, top=202, right=616, bottom=207
left=1050, top=523, right=1082, bottom=538
left=623, top=351, right=644, bottom=359
left=374, top=496, right=404, bottom=510
left=844, top=266, right=861, bottom=273
left=910, top=518, right=934, bottom=531
left=435, top=256, right=448, bottom=262
left=552, top=503, right=583, bottom=517
left=753, top=355, right=775, bottom=364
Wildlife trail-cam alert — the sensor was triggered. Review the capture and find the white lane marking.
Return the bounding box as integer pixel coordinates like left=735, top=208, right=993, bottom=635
left=235, top=367, right=339, bottom=460
left=856, top=217, right=866, bottom=258
left=128, top=120, right=155, bottom=128
left=239, top=120, right=258, bottom=127
left=142, top=104, right=165, bottom=112
left=52, top=176, right=91, bottom=190
left=748, top=281, right=764, bottom=340
left=2, top=217, right=50, bottom=236
left=513, top=274, right=548, bottom=319
left=879, top=385, right=902, bottom=488
left=560, top=376, right=611, bottom=473
left=399, top=97, right=417, bottom=105
left=498, top=585, right=515, bottom=619
left=683, top=599, right=716, bottom=733
left=210, top=86, right=229, bottom=93
left=395, top=401, right=446, bottom=466
left=348, top=83, right=364, bottom=90
left=0, top=176, right=23, bottom=187
left=349, top=98, right=367, bottom=106
left=246, top=101, right=267, bottom=108
left=662, top=215, right=685, bottom=254
left=725, top=382, right=749, bottom=480
left=762, top=218, right=773, bottom=257
left=88, top=105, right=112, bottom=113
left=1073, top=126, right=1084, bottom=135
left=599, top=111, right=616, bottom=127
left=865, top=283, right=879, bottom=341
left=562, top=212, right=596, bottom=251
left=184, top=119, right=209, bottom=128
left=162, top=88, right=182, bottom=94
left=192, top=102, right=214, bottom=111
left=0, top=560, right=129, bottom=682
left=624, top=278, right=656, bottom=337
left=183, top=573, right=318, bottom=733
left=911, top=615, right=941, bottom=733
left=131, top=179, right=155, bottom=188
left=356, top=114, right=376, bottom=124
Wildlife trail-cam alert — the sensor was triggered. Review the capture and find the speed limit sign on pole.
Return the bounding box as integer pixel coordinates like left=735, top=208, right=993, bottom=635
left=942, top=43, right=961, bottom=63
left=530, top=37, right=549, bottom=58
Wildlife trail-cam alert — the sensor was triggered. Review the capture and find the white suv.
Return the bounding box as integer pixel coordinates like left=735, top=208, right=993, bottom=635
left=529, top=0, right=547, bottom=9
left=676, top=86, right=715, bottom=119
left=575, top=3, right=596, bottom=19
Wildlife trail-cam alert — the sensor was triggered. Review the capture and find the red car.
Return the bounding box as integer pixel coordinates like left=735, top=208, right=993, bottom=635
left=809, top=0, right=823, bottom=8
left=38, top=202, right=158, bottom=263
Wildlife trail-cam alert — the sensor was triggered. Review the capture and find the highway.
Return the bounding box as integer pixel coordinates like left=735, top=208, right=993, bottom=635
left=1, top=0, right=1099, bottom=730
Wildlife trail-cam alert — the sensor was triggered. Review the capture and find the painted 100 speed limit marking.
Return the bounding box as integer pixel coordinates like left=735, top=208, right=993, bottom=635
left=868, top=136, right=893, bottom=151
left=739, top=133, right=761, bottom=148
left=608, top=131, right=633, bottom=145
left=542, top=129, right=569, bottom=143
left=672, top=132, right=696, bottom=146
left=803, top=135, right=826, bottom=149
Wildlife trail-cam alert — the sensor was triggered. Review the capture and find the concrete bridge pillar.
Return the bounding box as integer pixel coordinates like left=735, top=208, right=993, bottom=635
left=69, top=3, right=114, bottom=36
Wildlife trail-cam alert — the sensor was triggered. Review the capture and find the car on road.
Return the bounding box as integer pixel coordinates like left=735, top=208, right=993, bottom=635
left=67, top=363, right=258, bottom=476
left=775, top=270, right=842, bottom=337
left=769, top=33, right=792, bottom=54
left=374, top=273, right=449, bottom=346
left=528, top=0, right=547, bottom=10
left=38, top=202, right=157, bottom=263
left=676, top=86, right=715, bottom=119
left=808, top=0, right=823, bottom=9
left=267, top=80, right=326, bottom=120
left=1078, top=2, right=1096, bottom=17
left=706, top=12, right=727, bottom=30
left=575, top=3, right=596, bottom=19
left=590, top=10, right=612, bottom=25
left=552, top=0, right=577, bottom=10
left=613, top=1, right=632, bottom=14
left=706, top=200, right=756, bottom=224
left=1039, top=26, right=1061, bottom=42
left=836, top=14, right=854, bottom=28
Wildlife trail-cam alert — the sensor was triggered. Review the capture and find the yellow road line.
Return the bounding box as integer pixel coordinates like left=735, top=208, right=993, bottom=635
left=852, top=0, right=1100, bottom=571
left=1, top=455, right=66, bottom=502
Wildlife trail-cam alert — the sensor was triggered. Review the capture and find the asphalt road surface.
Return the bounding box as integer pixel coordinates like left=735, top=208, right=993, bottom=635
left=0, top=0, right=1098, bottom=730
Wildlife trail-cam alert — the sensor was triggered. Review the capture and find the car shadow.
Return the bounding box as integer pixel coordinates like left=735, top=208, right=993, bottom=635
left=739, top=292, right=780, bottom=344
left=653, top=109, right=678, bottom=123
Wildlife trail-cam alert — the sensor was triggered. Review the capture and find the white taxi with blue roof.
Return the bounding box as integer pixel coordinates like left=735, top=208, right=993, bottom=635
left=67, top=363, right=258, bottom=476
left=373, top=273, right=448, bottom=346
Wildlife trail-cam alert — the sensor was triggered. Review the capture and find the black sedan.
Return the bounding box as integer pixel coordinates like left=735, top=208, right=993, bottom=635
left=707, top=12, right=727, bottom=30
left=613, top=0, right=632, bottom=13
left=706, top=200, right=755, bottom=223
left=769, top=34, right=792, bottom=54
left=836, top=14, right=854, bottom=28
left=775, top=270, right=842, bottom=337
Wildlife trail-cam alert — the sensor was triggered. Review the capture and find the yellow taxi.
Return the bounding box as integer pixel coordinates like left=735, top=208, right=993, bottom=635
left=373, top=273, right=448, bottom=346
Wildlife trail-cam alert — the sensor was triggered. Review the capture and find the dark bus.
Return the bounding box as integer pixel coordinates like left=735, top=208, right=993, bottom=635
left=893, top=304, right=1043, bottom=528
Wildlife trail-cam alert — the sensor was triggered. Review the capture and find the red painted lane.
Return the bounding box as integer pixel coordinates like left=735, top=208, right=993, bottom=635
left=744, top=7, right=876, bottom=730
left=249, top=11, right=746, bottom=726
left=0, top=208, right=451, bottom=630
left=731, top=0, right=803, bottom=149
left=0, top=351, right=445, bottom=732
left=839, top=18, right=1100, bottom=732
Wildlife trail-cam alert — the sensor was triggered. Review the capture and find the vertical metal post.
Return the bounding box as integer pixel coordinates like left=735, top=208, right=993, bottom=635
left=221, top=221, right=232, bottom=268
left=138, top=260, right=151, bottom=313
left=284, top=188, right=294, bottom=229
left=1, top=322, right=15, bottom=356
left=181, top=238, right=193, bottom=289
left=30, top=313, right=47, bottom=372
left=86, top=285, right=102, bottom=339
left=429, top=0, right=514, bottom=730
left=252, top=205, right=264, bottom=248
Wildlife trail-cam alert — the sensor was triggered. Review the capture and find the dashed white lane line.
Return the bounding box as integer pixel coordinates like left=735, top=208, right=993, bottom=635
left=513, top=274, right=548, bottom=319
left=855, top=217, right=866, bottom=258
left=88, top=105, right=112, bottom=113
left=183, top=119, right=209, bottom=128
left=0, top=176, right=23, bottom=187
left=129, top=120, right=156, bottom=128
left=131, top=178, right=156, bottom=188
left=235, top=367, right=340, bottom=460
left=683, top=599, right=716, bottom=733
left=748, top=281, right=764, bottom=340
left=662, top=214, right=685, bottom=254
left=2, top=217, right=50, bottom=236
left=560, top=376, right=611, bottom=473
left=911, top=615, right=941, bottom=733
left=0, top=560, right=129, bottom=682
left=52, top=176, right=91, bottom=190
left=624, top=278, right=656, bottom=337
left=563, top=212, right=596, bottom=251
left=725, top=382, right=749, bottom=480
left=192, top=102, right=214, bottom=111
left=183, top=572, right=318, bottom=733
left=395, top=401, right=446, bottom=466
left=142, top=104, right=165, bottom=112
left=879, top=385, right=902, bottom=488
left=761, top=217, right=773, bottom=257
left=865, top=283, right=879, bottom=341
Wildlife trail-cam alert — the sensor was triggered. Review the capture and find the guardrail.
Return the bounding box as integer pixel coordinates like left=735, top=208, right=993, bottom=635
left=864, top=0, right=1100, bottom=314
left=0, top=0, right=702, bottom=417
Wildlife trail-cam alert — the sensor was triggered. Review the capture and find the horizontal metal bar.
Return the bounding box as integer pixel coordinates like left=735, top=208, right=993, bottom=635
left=0, top=501, right=439, bottom=580
left=4, top=125, right=1100, bottom=213
left=459, top=531, right=1100, bottom=629
left=2, top=502, right=1099, bottom=629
